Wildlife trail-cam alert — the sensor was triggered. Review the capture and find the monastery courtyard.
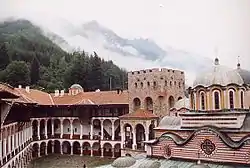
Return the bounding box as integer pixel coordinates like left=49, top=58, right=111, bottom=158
left=27, top=155, right=114, bottom=168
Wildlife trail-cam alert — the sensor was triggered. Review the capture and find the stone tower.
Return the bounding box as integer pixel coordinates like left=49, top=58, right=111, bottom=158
left=128, top=68, right=185, bottom=117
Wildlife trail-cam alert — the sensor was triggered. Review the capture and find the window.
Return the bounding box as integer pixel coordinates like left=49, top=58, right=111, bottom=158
left=147, top=81, right=150, bottom=86
left=214, top=91, right=220, bottom=110
left=153, top=81, right=157, bottom=88
left=75, top=128, right=77, bottom=132
left=140, top=82, right=143, bottom=88
left=229, top=90, right=234, bottom=109
left=135, top=83, right=137, bottom=88
left=201, top=92, right=205, bottom=110
left=170, top=81, right=172, bottom=87
left=241, top=91, right=244, bottom=108
left=165, top=80, right=167, bottom=86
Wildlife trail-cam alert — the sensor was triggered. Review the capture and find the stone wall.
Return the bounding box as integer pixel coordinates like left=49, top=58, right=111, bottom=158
left=128, top=68, right=185, bottom=117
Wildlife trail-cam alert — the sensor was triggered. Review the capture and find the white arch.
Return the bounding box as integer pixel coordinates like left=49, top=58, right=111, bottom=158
left=239, top=90, right=245, bottom=109
left=199, top=91, right=206, bottom=110
left=212, top=90, right=221, bottom=110
left=228, top=89, right=235, bottom=109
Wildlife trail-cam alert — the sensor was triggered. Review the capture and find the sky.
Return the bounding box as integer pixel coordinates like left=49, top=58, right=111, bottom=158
left=0, top=0, right=250, bottom=70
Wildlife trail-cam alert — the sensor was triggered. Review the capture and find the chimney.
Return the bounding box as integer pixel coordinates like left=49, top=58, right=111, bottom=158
left=60, top=90, right=65, bottom=96
left=18, top=85, right=22, bottom=89
left=25, top=86, right=30, bottom=93
left=54, top=90, right=59, bottom=97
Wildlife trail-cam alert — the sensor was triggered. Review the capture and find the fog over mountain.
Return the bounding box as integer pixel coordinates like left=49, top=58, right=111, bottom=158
left=25, top=18, right=212, bottom=85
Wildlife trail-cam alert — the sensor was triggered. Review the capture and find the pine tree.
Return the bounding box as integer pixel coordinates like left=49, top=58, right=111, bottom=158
left=0, top=43, right=10, bottom=70
left=30, top=55, right=40, bottom=85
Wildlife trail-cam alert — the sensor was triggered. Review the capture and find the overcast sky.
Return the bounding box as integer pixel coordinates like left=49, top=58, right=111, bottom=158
left=1, top=0, right=250, bottom=70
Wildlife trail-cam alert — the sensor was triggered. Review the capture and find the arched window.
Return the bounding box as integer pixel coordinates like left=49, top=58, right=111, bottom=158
left=214, top=91, right=220, bottom=110
left=229, top=90, right=234, bottom=109
left=200, top=92, right=205, bottom=110
left=241, top=91, right=244, bottom=109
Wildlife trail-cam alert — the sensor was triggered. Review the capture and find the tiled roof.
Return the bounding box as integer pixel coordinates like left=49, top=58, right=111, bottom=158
left=15, top=88, right=54, bottom=105
left=0, top=83, right=20, bottom=98
left=120, top=109, right=158, bottom=120
left=51, top=90, right=129, bottom=105
left=0, top=83, right=129, bottom=106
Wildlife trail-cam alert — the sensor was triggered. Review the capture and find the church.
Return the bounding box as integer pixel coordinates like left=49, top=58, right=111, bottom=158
left=0, top=57, right=250, bottom=168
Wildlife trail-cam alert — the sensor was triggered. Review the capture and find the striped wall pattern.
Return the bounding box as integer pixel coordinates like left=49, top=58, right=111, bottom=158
left=151, top=130, right=250, bottom=165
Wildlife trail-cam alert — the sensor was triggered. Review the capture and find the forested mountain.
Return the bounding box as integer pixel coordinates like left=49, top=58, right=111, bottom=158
left=0, top=19, right=127, bottom=92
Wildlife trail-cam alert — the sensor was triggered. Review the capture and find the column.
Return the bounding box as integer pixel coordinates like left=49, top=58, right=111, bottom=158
left=80, top=145, right=83, bottom=156
left=60, top=120, right=63, bottom=138
left=45, top=120, right=48, bottom=139
left=112, top=148, right=115, bottom=158
left=12, top=135, right=15, bottom=155
left=206, top=91, right=210, bottom=110
left=145, top=131, right=149, bottom=142
left=51, top=142, right=54, bottom=153
left=80, top=124, right=83, bottom=140
left=90, top=121, right=93, bottom=140
left=71, top=145, right=73, bottom=155
left=132, top=127, right=136, bottom=150
left=37, top=121, right=40, bottom=140
left=90, top=147, right=93, bottom=157
left=111, top=121, right=115, bottom=141
left=101, top=120, right=104, bottom=140
left=121, top=127, right=125, bottom=149
left=0, top=138, right=2, bottom=165
left=51, top=120, right=55, bottom=137
left=8, top=135, right=11, bottom=155
left=70, top=120, right=73, bottom=139
left=45, top=145, right=48, bottom=155
left=60, top=145, right=63, bottom=154
left=38, top=148, right=41, bottom=157
left=101, top=147, right=104, bottom=158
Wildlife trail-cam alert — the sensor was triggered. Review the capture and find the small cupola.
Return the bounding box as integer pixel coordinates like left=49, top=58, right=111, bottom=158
left=214, top=58, right=219, bottom=65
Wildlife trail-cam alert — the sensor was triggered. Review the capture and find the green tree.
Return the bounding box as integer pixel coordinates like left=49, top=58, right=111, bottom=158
left=4, top=61, right=30, bottom=86
left=0, top=43, right=10, bottom=70
left=88, top=52, right=103, bottom=90
left=30, top=55, right=40, bottom=84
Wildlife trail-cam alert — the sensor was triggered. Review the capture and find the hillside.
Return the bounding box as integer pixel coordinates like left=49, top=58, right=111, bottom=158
left=0, top=19, right=127, bottom=92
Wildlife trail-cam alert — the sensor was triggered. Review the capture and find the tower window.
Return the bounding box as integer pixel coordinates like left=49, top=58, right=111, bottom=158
left=214, top=91, right=220, bottom=110
left=140, top=82, right=143, bottom=88
left=241, top=91, right=244, bottom=108
left=147, top=81, right=150, bottom=86
left=165, top=80, right=167, bottom=86
left=153, top=81, right=157, bottom=88
left=201, top=92, right=205, bottom=110
left=135, top=83, right=138, bottom=88
left=170, top=81, right=172, bottom=87
left=229, top=90, right=234, bottom=109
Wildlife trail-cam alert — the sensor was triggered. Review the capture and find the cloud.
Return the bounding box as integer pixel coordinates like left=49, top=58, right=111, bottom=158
left=0, top=0, right=250, bottom=85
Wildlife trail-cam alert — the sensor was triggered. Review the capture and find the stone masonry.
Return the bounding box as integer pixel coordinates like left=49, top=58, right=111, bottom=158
left=128, top=68, right=185, bottom=117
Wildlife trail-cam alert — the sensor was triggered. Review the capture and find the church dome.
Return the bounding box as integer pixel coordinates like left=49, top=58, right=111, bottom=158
left=158, top=116, right=181, bottom=128
left=111, top=156, right=136, bottom=167
left=189, top=164, right=210, bottom=168
left=70, top=84, right=84, bottom=92
left=172, top=97, right=190, bottom=110
left=193, top=58, right=244, bottom=87
left=235, top=63, right=250, bottom=84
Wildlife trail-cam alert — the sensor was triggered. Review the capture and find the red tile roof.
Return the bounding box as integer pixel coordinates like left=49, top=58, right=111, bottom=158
left=119, top=109, right=158, bottom=120
left=51, top=90, right=129, bottom=105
